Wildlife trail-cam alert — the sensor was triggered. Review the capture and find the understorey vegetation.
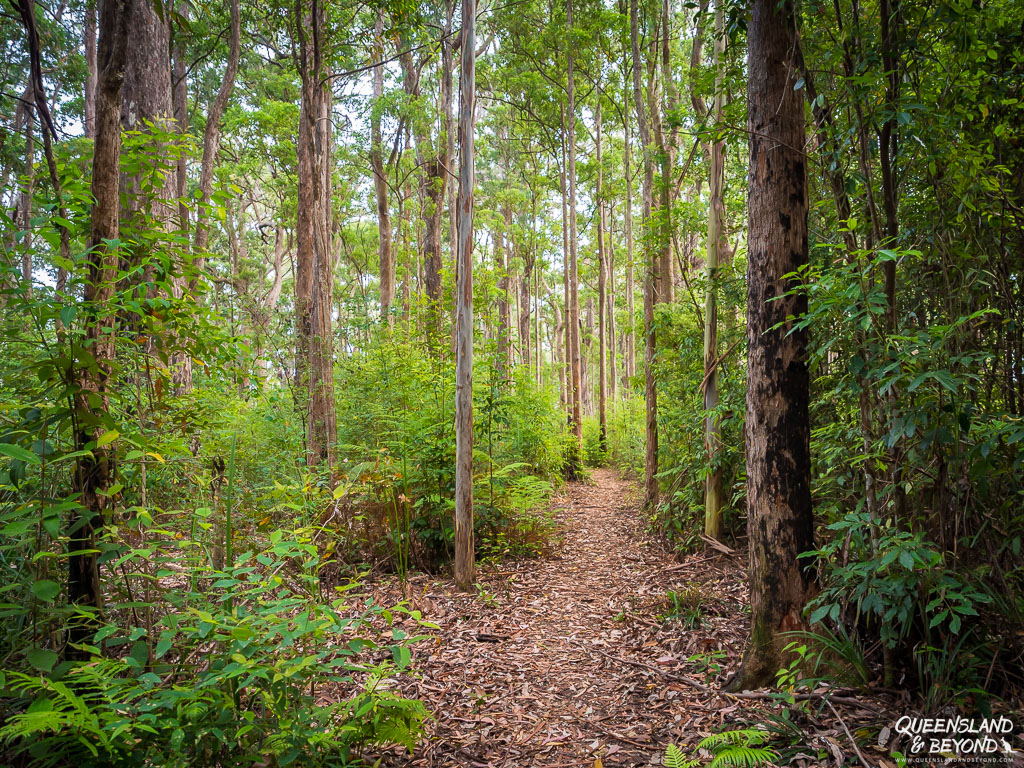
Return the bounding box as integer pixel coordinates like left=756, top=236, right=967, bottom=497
left=1, top=0, right=1022, bottom=762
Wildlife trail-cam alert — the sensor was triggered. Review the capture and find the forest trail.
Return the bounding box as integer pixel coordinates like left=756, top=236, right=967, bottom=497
left=371, top=469, right=750, bottom=767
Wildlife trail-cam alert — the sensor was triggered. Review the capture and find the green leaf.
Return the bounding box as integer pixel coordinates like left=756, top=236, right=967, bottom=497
left=31, top=579, right=60, bottom=602
left=0, top=443, right=41, bottom=465
left=392, top=644, right=411, bottom=669
left=809, top=605, right=830, bottom=624
left=27, top=648, right=58, bottom=673
left=96, top=430, right=119, bottom=448
left=127, top=641, right=150, bottom=669
left=155, top=636, right=173, bottom=659
left=898, top=550, right=914, bottom=570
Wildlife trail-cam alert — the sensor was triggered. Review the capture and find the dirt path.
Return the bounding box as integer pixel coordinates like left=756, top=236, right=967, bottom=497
left=370, top=469, right=751, bottom=767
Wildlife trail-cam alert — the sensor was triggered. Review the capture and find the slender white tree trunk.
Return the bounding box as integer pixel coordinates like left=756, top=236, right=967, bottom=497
left=454, top=0, right=477, bottom=589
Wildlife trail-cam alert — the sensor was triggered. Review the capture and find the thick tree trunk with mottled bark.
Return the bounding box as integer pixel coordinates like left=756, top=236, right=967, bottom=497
left=726, top=0, right=815, bottom=691
left=121, top=0, right=173, bottom=215
left=454, top=0, right=476, bottom=590
left=119, top=0, right=181, bottom=392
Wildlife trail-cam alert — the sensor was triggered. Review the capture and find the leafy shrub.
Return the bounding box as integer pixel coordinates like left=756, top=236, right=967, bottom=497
left=799, top=512, right=995, bottom=698
left=329, top=332, right=566, bottom=570
left=804, top=513, right=991, bottom=647
left=0, top=529, right=428, bottom=767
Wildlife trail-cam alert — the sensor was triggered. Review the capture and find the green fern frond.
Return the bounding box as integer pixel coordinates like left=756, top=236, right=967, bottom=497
left=708, top=746, right=779, bottom=768
left=694, top=728, right=778, bottom=768
left=664, top=743, right=699, bottom=768
left=698, top=728, right=768, bottom=749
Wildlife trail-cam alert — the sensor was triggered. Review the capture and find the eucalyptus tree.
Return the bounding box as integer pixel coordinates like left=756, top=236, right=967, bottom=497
left=728, top=0, right=814, bottom=690
left=395, top=2, right=456, bottom=344
left=702, top=0, right=726, bottom=538
left=68, top=0, right=132, bottom=656
left=489, top=0, right=588, bottom=468
left=370, top=11, right=394, bottom=323
left=629, top=0, right=659, bottom=508
left=454, top=0, right=477, bottom=589
left=292, top=0, right=336, bottom=468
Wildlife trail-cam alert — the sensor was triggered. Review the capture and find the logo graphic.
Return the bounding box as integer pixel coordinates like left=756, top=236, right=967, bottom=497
left=890, top=716, right=1019, bottom=764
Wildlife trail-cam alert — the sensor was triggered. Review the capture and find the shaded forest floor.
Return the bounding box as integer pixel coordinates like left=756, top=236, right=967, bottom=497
left=355, top=470, right=897, bottom=767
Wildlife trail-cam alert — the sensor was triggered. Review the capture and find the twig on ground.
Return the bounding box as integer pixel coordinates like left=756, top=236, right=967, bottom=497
left=826, top=698, right=872, bottom=768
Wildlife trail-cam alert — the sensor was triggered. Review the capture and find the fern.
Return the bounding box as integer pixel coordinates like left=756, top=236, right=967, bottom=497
left=697, top=729, right=779, bottom=768
left=698, top=729, right=768, bottom=748
left=708, top=748, right=778, bottom=768
left=664, top=742, right=699, bottom=768
left=0, top=670, right=121, bottom=761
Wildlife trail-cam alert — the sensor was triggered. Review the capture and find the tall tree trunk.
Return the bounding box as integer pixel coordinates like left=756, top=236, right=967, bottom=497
left=553, top=295, right=565, bottom=407
left=170, top=3, right=193, bottom=392
left=121, top=0, right=173, bottom=214
left=399, top=12, right=453, bottom=344
left=192, top=0, right=241, bottom=261
left=726, top=0, right=814, bottom=690
left=607, top=201, right=618, bottom=403
left=566, top=0, right=583, bottom=458
left=402, top=171, right=414, bottom=326
left=84, top=2, right=97, bottom=138
left=454, top=0, right=476, bottom=590
left=596, top=99, right=608, bottom=452
left=295, top=0, right=336, bottom=469
left=631, top=0, right=659, bottom=508
left=623, top=116, right=636, bottom=385
left=583, top=295, right=594, bottom=415
left=371, top=11, right=394, bottom=324
left=703, top=0, right=726, bottom=539
left=559, top=117, right=571, bottom=416
left=69, top=0, right=130, bottom=657
left=519, top=235, right=534, bottom=373
left=171, top=7, right=188, bottom=231
left=878, top=0, right=906, bottom=527
left=18, top=112, right=33, bottom=293
left=651, top=6, right=673, bottom=303
left=118, top=0, right=174, bottom=383
left=497, top=204, right=511, bottom=376
left=535, top=265, right=541, bottom=386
